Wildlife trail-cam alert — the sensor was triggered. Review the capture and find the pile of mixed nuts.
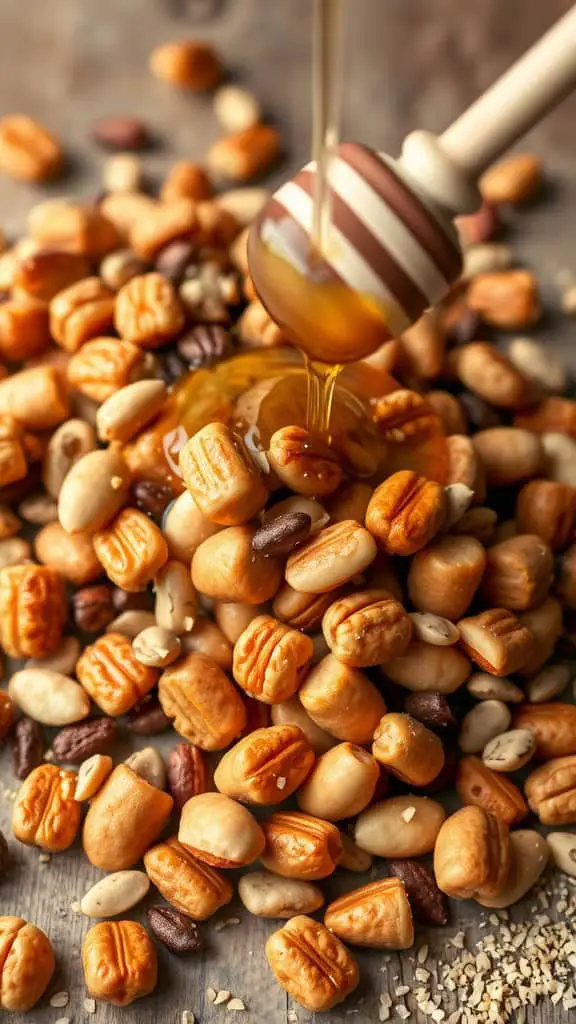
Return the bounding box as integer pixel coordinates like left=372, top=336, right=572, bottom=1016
left=0, top=34, right=576, bottom=1023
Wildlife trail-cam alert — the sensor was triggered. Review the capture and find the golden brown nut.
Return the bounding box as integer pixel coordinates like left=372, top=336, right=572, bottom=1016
left=0, top=115, right=62, bottom=181
left=482, top=534, right=553, bottom=610
left=82, top=920, right=157, bottom=1006
left=466, top=271, right=540, bottom=329
left=515, top=479, right=576, bottom=550
left=458, top=608, right=534, bottom=676
left=0, top=916, right=55, bottom=1012
left=407, top=535, right=486, bottom=621
left=456, top=756, right=528, bottom=827
left=67, top=337, right=151, bottom=402
left=143, top=837, right=233, bottom=919
left=372, top=713, right=444, bottom=786
left=83, top=764, right=173, bottom=870
left=115, top=272, right=185, bottom=349
left=0, top=415, right=28, bottom=488
left=324, top=877, right=414, bottom=949
left=515, top=396, right=576, bottom=437
left=179, top=792, right=265, bottom=867
left=272, top=583, right=340, bottom=631
left=366, top=470, right=445, bottom=556
left=0, top=298, right=51, bottom=361
left=512, top=703, right=576, bottom=759
left=207, top=124, right=281, bottom=182
left=266, top=915, right=359, bottom=1012
left=179, top=422, right=268, bottom=525
left=0, top=563, right=66, bottom=658
left=12, top=764, right=81, bottom=852
left=160, top=160, right=213, bottom=203
left=34, top=520, right=102, bottom=586
left=268, top=425, right=343, bottom=497
left=0, top=691, right=14, bottom=741
left=14, top=249, right=90, bottom=302
left=517, top=596, right=563, bottom=675
left=128, top=198, right=199, bottom=261
left=451, top=341, right=532, bottom=410
left=426, top=390, right=468, bottom=436
left=299, top=654, right=386, bottom=744
left=445, top=434, right=486, bottom=504
left=433, top=806, right=512, bottom=900
left=261, top=811, right=342, bottom=880
left=214, top=725, right=314, bottom=805
left=158, top=651, right=246, bottom=750
left=76, top=632, right=158, bottom=716
left=395, top=310, right=445, bottom=379
left=93, top=508, right=168, bottom=591
left=472, top=427, right=543, bottom=486
left=321, top=590, right=412, bottom=667
left=232, top=615, right=313, bottom=704
left=557, top=544, right=576, bottom=608
left=285, top=520, right=377, bottom=594
left=181, top=616, right=232, bottom=669
left=524, top=756, right=576, bottom=825
left=50, top=277, right=115, bottom=352
left=382, top=638, right=471, bottom=694
left=270, top=699, right=336, bottom=755
left=480, top=154, right=542, bottom=204
left=150, top=39, right=222, bottom=90
left=0, top=365, right=69, bottom=431
left=296, top=743, right=379, bottom=821
left=191, top=526, right=283, bottom=603
left=28, top=199, right=119, bottom=257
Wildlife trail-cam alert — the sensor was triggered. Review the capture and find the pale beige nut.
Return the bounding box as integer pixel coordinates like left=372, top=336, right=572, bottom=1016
left=326, top=482, right=372, bottom=525
left=25, top=635, right=80, bottom=677
left=83, top=764, right=173, bottom=870
left=547, top=832, right=576, bottom=878
left=179, top=422, right=268, bottom=525
left=0, top=563, right=66, bottom=658
left=115, top=272, right=185, bottom=349
left=451, top=505, right=498, bottom=543
left=125, top=746, right=167, bottom=789
left=0, top=916, right=55, bottom=1012
left=93, top=508, right=168, bottom=591
left=268, top=425, right=343, bottom=498
left=74, top=754, right=114, bottom=802
left=0, top=115, right=62, bottom=181
left=162, top=491, right=221, bottom=564
left=260, top=811, right=342, bottom=881
left=80, top=871, right=150, bottom=918
left=12, top=764, right=81, bottom=851
left=451, top=341, right=532, bottom=408
left=525, top=664, right=571, bottom=703
left=299, top=654, right=386, bottom=744
left=296, top=743, right=379, bottom=821
left=102, top=153, right=142, bottom=194
left=158, top=651, right=246, bottom=750
left=482, top=729, right=536, bottom=772
left=144, top=836, right=233, bottom=918
left=263, top=495, right=329, bottom=534
left=34, top=521, right=101, bottom=586
left=462, top=243, right=514, bottom=278
left=106, top=609, right=156, bottom=639
left=58, top=448, right=131, bottom=535
left=466, top=673, right=523, bottom=704
left=408, top=612, right=460, bottom=646
left=238, top=871, right=323, bottom=919
left=9, top=667, right=90, bottom=726
left=479, top=153, right=543, bottom=205
left=214, top=84, right=261, bottom=133
left=180, top=616, right=232, bottom=669
left=482, top=533, right=553, bottom=611
left=132, top=626, right=181, bottom=668
left=354, top=795, right=445, bottom=858
left=270, top=699, right=336, bottom=755
left=458, top=700, right=512, bottom=754
left=100, top=249, right=148, bottom=292
left=191, top=526, right=283, bottom=603
left=265, top=915, right=359, bottom=1012
left=508, top=337, right=566, bottom=394
left=214, top=724, right=314, bottom=805
left=524, top=755, right=576, bottom=825
left=207, top=124, right=281, bottom=182
left=100, top=192, right=158, bottom=239
left=324, top=877, right=414, bottom=950
left=150, top=39, right=222, bottom=90
left=458, top=608, right=534, bottom=676
left=82, top=920, right=157, bottom=1006
left=0, top=365, right=69, bottom=430
left=42, top=419, right=97, bottom=499
left=216, top=186, right=268, bottom=226
left=285, top=520, right=377, bottom=594
left=237, top=298, right=287, bottom=347
left=321, top=590, right=413, bottom=667
left=214, top=601, right=264, bottom=644
left=76, top=633, right=158, bottom=717
left=372, top=712, right=445, bottom=786
left=382, top=638, right=471, bottom=694
left=366, top=470, right=446, bottom=556
left=50, top=277, right=115, bottom=353
left=541, top=432, right=576, bottom=488
left=19, top=493, right=58, bottom=526
left=472, top=427, right=543, bottom=486
left=476, top=829, right=548, bottom=909
left=96, top=380, right=167, bottom=443
left=233, top=615, right=314, bottom=704
left=178, top=792, right=265, bottom=868
left=433, top=805, right=512, bottom=900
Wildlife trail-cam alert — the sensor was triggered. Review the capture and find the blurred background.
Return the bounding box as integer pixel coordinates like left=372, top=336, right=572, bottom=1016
left=0, top=0, right=574, bottom=233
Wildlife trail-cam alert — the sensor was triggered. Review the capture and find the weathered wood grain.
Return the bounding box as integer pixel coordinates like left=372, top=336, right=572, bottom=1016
left=1, top=1, right=576, bottom=1022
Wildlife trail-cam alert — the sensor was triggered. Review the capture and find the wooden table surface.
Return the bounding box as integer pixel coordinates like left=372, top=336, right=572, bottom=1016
left=2, top=1, right=576, bottom=1022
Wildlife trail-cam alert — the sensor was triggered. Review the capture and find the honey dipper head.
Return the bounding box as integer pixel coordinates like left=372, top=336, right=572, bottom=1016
left=248, top=142, right=462, bottom=364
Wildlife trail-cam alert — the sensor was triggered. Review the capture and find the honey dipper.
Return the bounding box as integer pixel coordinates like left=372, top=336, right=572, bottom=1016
left=248, top=6, right=576, bottom=363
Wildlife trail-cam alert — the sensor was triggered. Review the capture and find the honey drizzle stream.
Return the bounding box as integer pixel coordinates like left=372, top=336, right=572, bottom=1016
left=307, top=0, right=344, bottom=437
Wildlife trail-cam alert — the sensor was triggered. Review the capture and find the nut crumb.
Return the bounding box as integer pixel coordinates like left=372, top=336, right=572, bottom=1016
left=417, top=944, right=429, bottom=964
left=207, top=988, right=217, bottom=1003
left=182, top=1012, right=195, bottom=1024
left=400, top=806, right=416, bottom=823
left=227, top=998, right=246, bottom=1011
left=50, top=992, right=69, bottom=1008
left=39, top=852, right=51, bottom=863
left=276, top=776, right=287, bottom=790
left=110, top=475, right=124, bottom=490
left=214, top=990, right=231, bottom=1005
left=55, top=1019, right=70, bottom=1024
left=70, top=900, right=81, bottom=913
left=84, top=997, right=97, bottom=1013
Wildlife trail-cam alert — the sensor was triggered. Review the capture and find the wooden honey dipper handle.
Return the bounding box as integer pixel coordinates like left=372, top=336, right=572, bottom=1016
left=441, top=4, right=576, bottom=177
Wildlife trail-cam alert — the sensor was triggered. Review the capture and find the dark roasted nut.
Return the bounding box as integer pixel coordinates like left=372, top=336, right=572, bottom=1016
left=177, top=325, right=232, bottom=368
left=131, top=480, right=175, bottom=522
left=72, top=584, right=115, bottom=633
left=167, top=742, right=208, bottom=810
left=111, top=587, right=153, bottom=614
left=0, top=830, right=8, bottom=880
left=155, top=241, right=196, bottom=284
left=403, top=692, right=456, bottom=729
left=252, top=513, right=312, bottom=557
left=52, top=718, right=116, bottom=764
left=459, top=392, right=501, bottom=430
left=387, top=858, right=448, bottom=926
left=126, top=700, right=172, bottom=736
left=91, top=115, right=150, bottom=151
left=146, top=906, right=202, bottom=955
left=0, top=691, right=14, bottom=741
left=12, top=717, right=44, bottom=780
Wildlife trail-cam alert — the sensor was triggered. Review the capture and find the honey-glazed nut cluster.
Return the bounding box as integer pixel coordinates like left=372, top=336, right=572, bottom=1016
left=0, top=68, right=575, bottom=1020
